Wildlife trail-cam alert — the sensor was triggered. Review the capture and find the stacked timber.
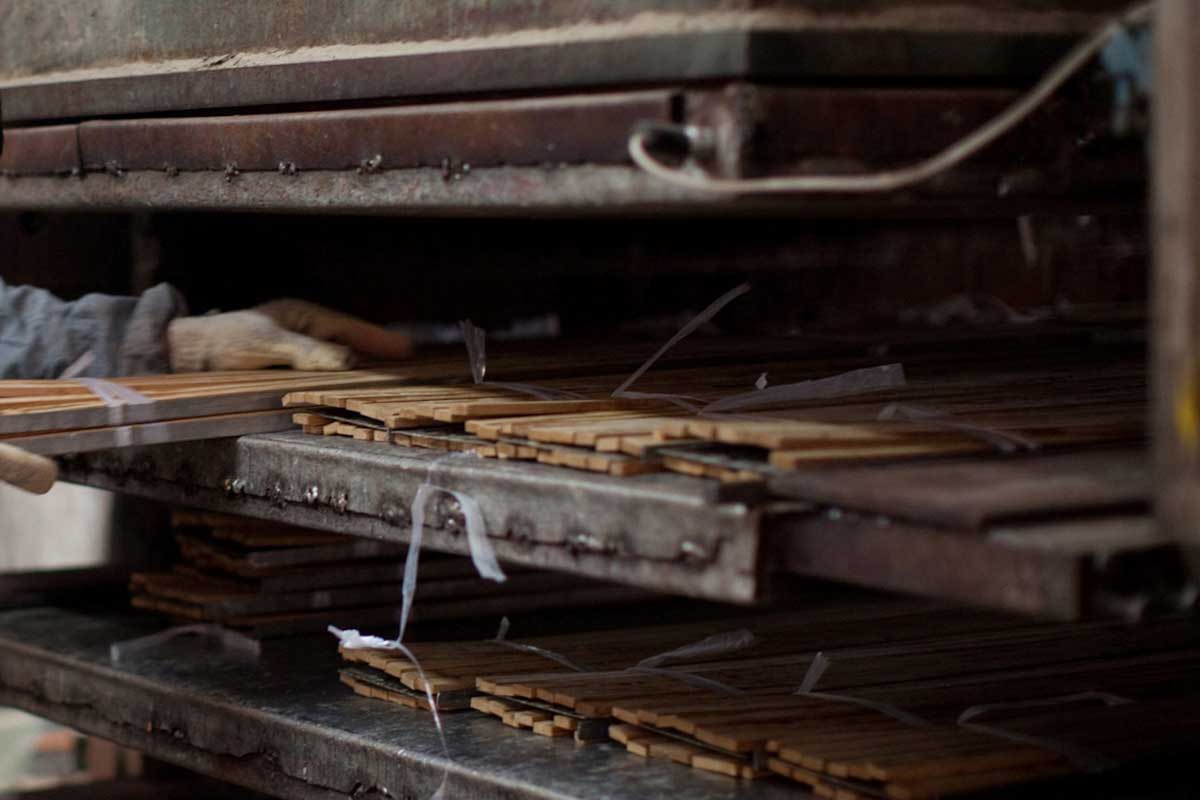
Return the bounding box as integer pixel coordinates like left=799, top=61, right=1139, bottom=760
left=131, top=510, right=656, bottom=638
left=0, top=367, right=419, bottom=455
left=338, top=594, right=1200, bottom=795
left=287, top=330, right=1145, bottom=482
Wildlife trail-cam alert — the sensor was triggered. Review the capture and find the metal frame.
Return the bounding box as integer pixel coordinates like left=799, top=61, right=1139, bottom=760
left=1153, top=0, right=1200, bottom=579
left=60, top=432, right=762, bottom=604
left=0, top=606, right=802, bottom=800
left=0, top=1, right=1127, bottom=124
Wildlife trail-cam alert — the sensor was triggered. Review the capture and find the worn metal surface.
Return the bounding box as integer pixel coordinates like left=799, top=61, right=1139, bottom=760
left=59, top=431, right=761, bottom=603
left=0, top=606, right=805, bottom=800
left=767, top=448, right=1149, bottom=531
left=0, top=165, right=713, bottom=214
left=769, top=510, right=1191, bottom=620
left=722, top=87, right=1066, bottom=167
left=0, top=0, right=1130, bottom=123
left=0, top=163, right=1147, bottom=216
left=74, top=92, right=673, bottom=174
left=0, top=0, right=1130, bottom=80
left=769, top=510, right=1086, bottom=619
left=0, top=124, right=77, bottom=174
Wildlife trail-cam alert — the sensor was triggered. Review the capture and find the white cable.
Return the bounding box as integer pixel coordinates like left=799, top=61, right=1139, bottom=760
left=629, top=2, right=1154, bottom=195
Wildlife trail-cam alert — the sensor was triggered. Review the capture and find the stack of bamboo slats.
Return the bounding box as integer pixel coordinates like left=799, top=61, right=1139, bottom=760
left=337, top=595, right=1200, bottom=796
left=0, top=368, right=425, bottom=455
left=131, top=510, right=657, bottom=638
left=288, top=332, right=1146, bottom=481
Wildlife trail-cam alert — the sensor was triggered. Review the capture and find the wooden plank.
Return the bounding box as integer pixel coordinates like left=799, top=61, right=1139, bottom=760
left=0, top=368, right=414, bottom=435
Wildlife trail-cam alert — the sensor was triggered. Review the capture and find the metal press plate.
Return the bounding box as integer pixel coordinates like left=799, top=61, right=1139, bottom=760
left=59, top=431, right=762, bottom=603
left=0, top=1, right=1131, bottom=122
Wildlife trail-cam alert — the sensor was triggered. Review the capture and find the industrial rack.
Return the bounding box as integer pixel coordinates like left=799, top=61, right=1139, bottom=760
left=0, top=2, right=1196, bottom=798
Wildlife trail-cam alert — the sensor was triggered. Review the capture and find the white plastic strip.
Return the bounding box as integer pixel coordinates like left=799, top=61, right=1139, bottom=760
left=399, top=482, right=435, bottom=643
left=329, top=456, right=494, bottom=800
left=636, top=629, right=757, bottom=669
left=400, top=457, right=506, bottom=644
left=460, top=319, right=586, bottom=399
left=327, top=626, right=450, bottom=798
left=441, top=485, right=506, bottom=583
left=795, top=652, right=935, bottom=729
left=612, top=283, right=751, bottom=397
left=626, top=665, right=748, bottom=696
left=75, top=377, right=155, bottom=447
left=58, top=351, right=95, bottom=380
left=958, top=691, right=1132, bottom=772
left=75, top=377, right=153, bottom=408
left=110, top=624, right=261, bottom=663
left=461, top=319, right=488, bottom=383
left=703, top=364, right=907, bottom=414
left=483, top=381, right=588, bottom=401
left=327, top=626, right=405, bottom=651
left=624, top=628, right=759, bottom=696
left=878, top=402, right=1040, bottom=453
left=491, top=617, right=593, bottom=672
left=609, top=390, right=704, bottom=413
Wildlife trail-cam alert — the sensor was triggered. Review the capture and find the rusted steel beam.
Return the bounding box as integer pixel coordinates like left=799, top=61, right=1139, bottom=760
left=0, top=124, right=78, bottom=175
left=0, top=0, right=1132, bottom=83
left=1, top=22, right=1120, bottom=124
left=0, top=165, right=1148, bottom=216
left=770, top=510, right=1189, bottom=621
left=75, top=91, right=675, bottom=173
left=769, top=512, right=1086, bottom=619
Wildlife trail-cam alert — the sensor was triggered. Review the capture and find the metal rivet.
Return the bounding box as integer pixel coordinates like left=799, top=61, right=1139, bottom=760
left=357, top=154, right=383, bottom=175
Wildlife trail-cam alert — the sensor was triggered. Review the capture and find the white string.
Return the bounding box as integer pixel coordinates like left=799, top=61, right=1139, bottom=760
left=330, top=455, right=505, bottom=800
left=612, top=283, right=750, bottom=397
left=878, top=402, right=1040, bottom=453
left=58, top=351, right=95, bottom=380
left=628, top=2, right=1154, bottom=195
left=460, top=319, right=587, bottom=399
left=626, top=666, right=748, bottom=696
left=111, top=624, right=261, bottom=663
left=401, top=456, right=507, bottom=640
left=636, top=629, right=757, bottom=669
left=958, top=692, right=1133, bottom=772
left=74, top=377, right=155, bottom=448
left=624, top=628, right=759, bottom=696
left=703, top=364, right=906, bottom=414
left=327, top=626, right=450, bottom=798
left=491, top=617, right=594, bottom=672
left=795, top=652, right=935, bottom=729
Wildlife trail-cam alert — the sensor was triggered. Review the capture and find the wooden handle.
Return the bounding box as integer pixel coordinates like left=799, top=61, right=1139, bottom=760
left=0, top=443, right=58, bottom=494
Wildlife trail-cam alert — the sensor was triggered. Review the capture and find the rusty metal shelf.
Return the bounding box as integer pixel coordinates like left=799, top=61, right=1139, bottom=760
left=0, top=1, right=1124, bottom=124
left=59, top=431, right=763, bottom=604
left=0, top=606, right=802, bottom=800
left=55, top=432, right=1188, bottom=622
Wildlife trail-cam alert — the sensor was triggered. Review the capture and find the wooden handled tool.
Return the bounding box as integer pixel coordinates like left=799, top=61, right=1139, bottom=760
left=0, top=443, right=57, bottom=494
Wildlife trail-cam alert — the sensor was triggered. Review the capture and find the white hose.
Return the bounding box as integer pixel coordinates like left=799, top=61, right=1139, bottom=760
left=629, top=2, right=1154, bottom=195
